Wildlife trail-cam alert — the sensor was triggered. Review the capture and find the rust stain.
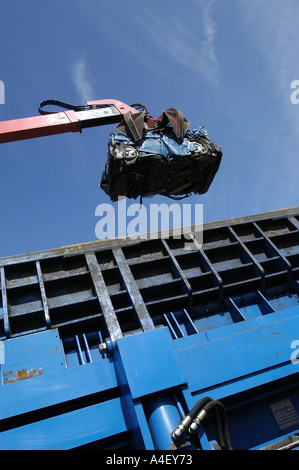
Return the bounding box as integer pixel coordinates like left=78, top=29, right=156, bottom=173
left=3, top=370, right=13, bottom=377
left=3, top=367, right=42, bottom=384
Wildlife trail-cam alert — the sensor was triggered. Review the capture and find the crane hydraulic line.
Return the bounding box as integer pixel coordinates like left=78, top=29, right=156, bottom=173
left=0, top=99, right=222, bottom=200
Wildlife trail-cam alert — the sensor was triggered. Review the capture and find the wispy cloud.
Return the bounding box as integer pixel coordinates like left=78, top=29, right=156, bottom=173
left=71, top=55, right=96, bottom=103
left=131, top=0, right=219, bottom=85
left=240, top=1, right=299, bottom=114
left=71, top=1, right=219, bottom=86
left=201, top=0, right=219, bottom=84
left=238, top=0, right=299, bottom=201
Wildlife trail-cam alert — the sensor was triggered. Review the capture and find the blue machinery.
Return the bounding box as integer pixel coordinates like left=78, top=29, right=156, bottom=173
left=1, top=207, right=299, bottom=450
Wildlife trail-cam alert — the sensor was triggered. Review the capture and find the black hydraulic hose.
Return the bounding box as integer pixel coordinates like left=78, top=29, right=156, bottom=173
left=129, top=103, right=148, bottom=114
left=171, top=396, right=233, bottom=450
left=38, top=99, right=91, bottom=115
left=197, top=400, right=233, bottom=450
left=38, top=99, right=148, bottom=116
left=38, top=99, right=113, bottom=115
left=171, top=396, right=213, bottom=441
left=213, top=406, right=227, bottom=450
left=218, top=404, right=233, bottom=450
left=188, top=396, right=213, bottom=421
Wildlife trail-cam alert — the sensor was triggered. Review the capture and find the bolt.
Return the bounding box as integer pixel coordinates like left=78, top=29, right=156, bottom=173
left=99, top=342, right=108, bottom=355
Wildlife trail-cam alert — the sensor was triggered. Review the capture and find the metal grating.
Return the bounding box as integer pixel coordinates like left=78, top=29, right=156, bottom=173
left=0, top=208, right=299, bottom=348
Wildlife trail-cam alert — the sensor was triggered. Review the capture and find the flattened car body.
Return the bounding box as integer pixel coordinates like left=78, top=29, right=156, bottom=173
left=100, top=125, right=222, bottom=201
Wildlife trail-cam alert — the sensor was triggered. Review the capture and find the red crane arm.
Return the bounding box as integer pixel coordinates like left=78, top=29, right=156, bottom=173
left=0, top=100, right=140, bottom=144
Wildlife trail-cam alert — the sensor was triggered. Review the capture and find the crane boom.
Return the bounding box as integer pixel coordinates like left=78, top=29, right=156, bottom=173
left=0, top=100, right=139, bottom=144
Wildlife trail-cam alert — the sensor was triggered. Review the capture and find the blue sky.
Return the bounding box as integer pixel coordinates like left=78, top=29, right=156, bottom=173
left=0, top=0, right=299, bottom=257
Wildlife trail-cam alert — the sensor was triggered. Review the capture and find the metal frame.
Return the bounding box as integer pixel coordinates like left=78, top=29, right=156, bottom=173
left=1, top=207, right=299, bottom=449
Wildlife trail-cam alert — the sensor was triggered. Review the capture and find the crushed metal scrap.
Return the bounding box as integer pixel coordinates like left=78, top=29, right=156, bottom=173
left=100, top=108, right=222, bottom=201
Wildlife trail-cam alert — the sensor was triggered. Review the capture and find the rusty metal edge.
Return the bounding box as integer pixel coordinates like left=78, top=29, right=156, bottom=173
left=1, top=205, right=298, bottom=266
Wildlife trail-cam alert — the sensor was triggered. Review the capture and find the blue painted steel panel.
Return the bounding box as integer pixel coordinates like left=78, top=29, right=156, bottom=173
left=115, top=328, right=186, bottom=399
left=0, top=398, right=127, bottom=450
left=0, top=359, right=117, bottom=421
left=176, top=306, right=299, bottom=394
left=2, top=328, right=64, bottom=384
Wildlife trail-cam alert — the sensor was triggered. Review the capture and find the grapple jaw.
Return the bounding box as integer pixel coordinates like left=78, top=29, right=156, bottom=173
left=115, top=107, right=190, bottom=145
